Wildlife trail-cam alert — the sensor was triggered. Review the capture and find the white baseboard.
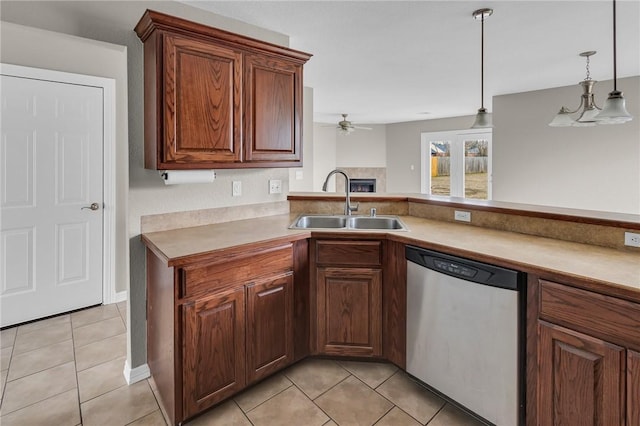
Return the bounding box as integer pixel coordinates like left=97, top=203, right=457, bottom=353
left=114, top=290, right=127, bottom=303
left=123, top=360, right=150, bottom=385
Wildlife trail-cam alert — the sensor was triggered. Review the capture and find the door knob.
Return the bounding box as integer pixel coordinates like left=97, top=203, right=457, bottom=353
left=81, top=203, right=100, bottom=211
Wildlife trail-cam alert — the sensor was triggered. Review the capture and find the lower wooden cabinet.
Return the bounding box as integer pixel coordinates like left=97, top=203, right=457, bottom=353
left=531, top=277, right=640, bottom=426
left=146, top=242, right=303, bottom=425
left=537, top=321, right=625, bottom=425
left=182, top=286, right=246, bottom=418
left=627, top=350, right=640, bottom=426
left=312, top=239, right=384, bottom=358
left=317, top=267, right=382, bottom=357
left=246, top=272, right=294, bottom=383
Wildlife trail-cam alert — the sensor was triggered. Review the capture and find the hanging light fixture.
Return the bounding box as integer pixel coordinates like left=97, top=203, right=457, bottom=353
left=549, top=51, right=602, bottom=127
left=471, top=8, right=493, bottom=129
left=595, top=0, right=632, bottom=124
left=550, top=0, right=632, bottom=127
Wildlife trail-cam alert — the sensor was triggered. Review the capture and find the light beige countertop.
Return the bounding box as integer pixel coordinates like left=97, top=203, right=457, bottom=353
left=142, top=213, right=640, bottom=301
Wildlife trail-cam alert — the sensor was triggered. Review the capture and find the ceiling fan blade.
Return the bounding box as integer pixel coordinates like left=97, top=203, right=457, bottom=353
left=353, top=126, right=373, bottom=130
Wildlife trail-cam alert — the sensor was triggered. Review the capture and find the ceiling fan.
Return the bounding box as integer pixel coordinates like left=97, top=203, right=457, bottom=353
left=334, top=114, right=372, bottom=135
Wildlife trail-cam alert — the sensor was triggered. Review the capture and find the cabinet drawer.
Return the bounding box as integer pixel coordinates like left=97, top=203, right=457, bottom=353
left=539, top=279, right=640, bottom=350
left=180, top=244, right=293, bottom=298
left=316, top=240, right=382, bottom=267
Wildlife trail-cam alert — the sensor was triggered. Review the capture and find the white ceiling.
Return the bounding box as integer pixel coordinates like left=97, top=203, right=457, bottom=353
left=183, top=0, right=640, bottom=124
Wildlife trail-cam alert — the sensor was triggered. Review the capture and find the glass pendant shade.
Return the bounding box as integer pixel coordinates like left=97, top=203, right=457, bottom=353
left=575, top=106, right=600, bottom=126
left=548, top=107, right=575, bottom=127
left=595, top=91, right=633, bottom=124
left=471, top=107, right=493, bottom=128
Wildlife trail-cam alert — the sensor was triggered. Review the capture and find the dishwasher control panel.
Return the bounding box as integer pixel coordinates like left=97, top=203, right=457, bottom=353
left=433, top=259, right=478, bottom=278
left=405, top=245, right=521, bottom=290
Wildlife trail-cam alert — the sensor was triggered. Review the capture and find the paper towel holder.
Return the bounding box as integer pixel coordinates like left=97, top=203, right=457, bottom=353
left=159, top=170, right=217, bottom=185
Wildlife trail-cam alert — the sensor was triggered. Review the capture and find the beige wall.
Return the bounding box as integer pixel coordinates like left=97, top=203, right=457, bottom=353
left=0, top=0, right=300, bottom=370
left=493, top=76, right=639, bottom=214
left=385, top=115, right=475, bottom=193
left=336, top=124, right=387, bottom=168
left=313, top=123, right=338, bottom=191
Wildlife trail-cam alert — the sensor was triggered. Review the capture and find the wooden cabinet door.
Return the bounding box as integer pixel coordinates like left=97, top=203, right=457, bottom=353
left=538, top=321, right=625, bottom=426
left=246, top=272, right=294, bottom=383
left=317, top=267, right=382, bottom=357
left=629, top=350, right=640, bottom=426
left=244, top=54, right=302, bottom=164
left=163, top=33, right=242, bottom=166
left=182, top=286, right=245, bottom=418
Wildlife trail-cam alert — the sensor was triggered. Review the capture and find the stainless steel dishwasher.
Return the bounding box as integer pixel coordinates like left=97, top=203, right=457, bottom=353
left=405, top=245, right=525, bottom=426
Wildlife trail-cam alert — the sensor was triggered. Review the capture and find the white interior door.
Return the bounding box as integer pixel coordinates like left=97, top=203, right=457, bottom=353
left=1, top=74, right=104, bottom=327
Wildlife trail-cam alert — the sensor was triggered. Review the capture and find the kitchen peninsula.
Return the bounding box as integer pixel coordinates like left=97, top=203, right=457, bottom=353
left=142, top=193, right=640, bottom=425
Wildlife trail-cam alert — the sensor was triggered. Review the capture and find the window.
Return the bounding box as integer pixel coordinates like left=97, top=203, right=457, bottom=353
left=420, top=130, right=492, bottom=200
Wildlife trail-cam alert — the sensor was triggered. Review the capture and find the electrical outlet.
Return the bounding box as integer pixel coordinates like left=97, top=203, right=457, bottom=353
left=454, top=210, right=471, bottom=222
left=232, top=181, right=241, bottom=197
left=625, top=232, right=640, bottom=248
left=269, top=179, right=282, bottom=194
left=295, top=170, right=304, bottom=180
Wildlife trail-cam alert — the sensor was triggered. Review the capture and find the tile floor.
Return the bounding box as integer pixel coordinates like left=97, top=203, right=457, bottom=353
left=0, top=303, right=485, bottom=426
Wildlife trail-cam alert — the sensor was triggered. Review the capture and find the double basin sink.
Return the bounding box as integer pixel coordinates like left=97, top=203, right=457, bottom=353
left=290, top=214, right=408, bottom=231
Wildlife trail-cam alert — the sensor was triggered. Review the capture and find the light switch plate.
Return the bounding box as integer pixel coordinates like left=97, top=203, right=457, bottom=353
left=232, top=181, right=241, bottom=197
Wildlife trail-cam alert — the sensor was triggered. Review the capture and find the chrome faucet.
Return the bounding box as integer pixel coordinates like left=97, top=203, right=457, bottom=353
left=322, top=169, right=359, bottom=215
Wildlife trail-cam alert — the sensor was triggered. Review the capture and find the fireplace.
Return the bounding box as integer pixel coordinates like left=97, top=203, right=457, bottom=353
left=350, top=178, right=376, bottom=193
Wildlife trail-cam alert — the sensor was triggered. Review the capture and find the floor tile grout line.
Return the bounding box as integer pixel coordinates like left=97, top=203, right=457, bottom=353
left=373, top=368, right=400, bottom=391
left=71, top=316, right=84, bottom=426
left=240, top=378, right=294, bottom=415
left=307, top=370, right=352, bottom=402
left=231, top=398, right=254, bottom=425
left=10, top=322, right=73, bottom=356
left=146, top=378, right=169, bottom=426
left=371, top=404, right=396, bottom=426
left=71, top=309, right=123, bottom=330
left=0, top=343, right=15, bottom=408
left=424, top=402, right=447, bottom=425
left=4, top=343, right=75, bottom=384
left=0, top=371, right=78, bottom=418
left=336, top=373, right=397, bottom=426
left=293, top=381, right=334, bottom=425
left=372, top=370, right=438, bottom=426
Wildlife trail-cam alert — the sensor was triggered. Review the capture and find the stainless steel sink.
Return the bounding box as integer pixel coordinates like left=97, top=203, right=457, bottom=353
left=293, top=215, right=347, bottom=229
left=290, top=214, right=407, bottom=231
left=347, top=216, right=405, bottom=229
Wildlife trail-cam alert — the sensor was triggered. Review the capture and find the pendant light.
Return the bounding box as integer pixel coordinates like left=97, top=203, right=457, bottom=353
left=471, top=8, right=493, bottom=129
left=595, top=0, right=632, bottom=124
left=550, top=0, right=632, bottom=127
left=548, top=51, right=603, bottom=127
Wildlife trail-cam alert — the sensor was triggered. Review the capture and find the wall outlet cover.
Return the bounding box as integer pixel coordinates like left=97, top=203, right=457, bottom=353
left=269, top=179, right=282, bottom=194
left=454, top=210, right=471, bottom=222
left=624, top=232, right=640, bottom=248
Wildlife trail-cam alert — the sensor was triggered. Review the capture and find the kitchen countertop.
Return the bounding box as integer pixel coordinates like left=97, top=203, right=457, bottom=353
left=142, top=213, right=640, bottom=301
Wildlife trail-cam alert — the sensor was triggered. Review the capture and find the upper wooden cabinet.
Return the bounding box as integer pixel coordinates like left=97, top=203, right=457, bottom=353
left=134, top=10, right=311, bottom=169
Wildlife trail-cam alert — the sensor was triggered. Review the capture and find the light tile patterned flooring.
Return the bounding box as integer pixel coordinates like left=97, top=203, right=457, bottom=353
left=1, top=303, right=485, bottom=426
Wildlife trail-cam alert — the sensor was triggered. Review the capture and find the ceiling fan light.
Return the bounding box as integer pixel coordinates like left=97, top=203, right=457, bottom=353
left=471, top=108, right=493, bottom=129
left=595, top=91, right=633, bottom=124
